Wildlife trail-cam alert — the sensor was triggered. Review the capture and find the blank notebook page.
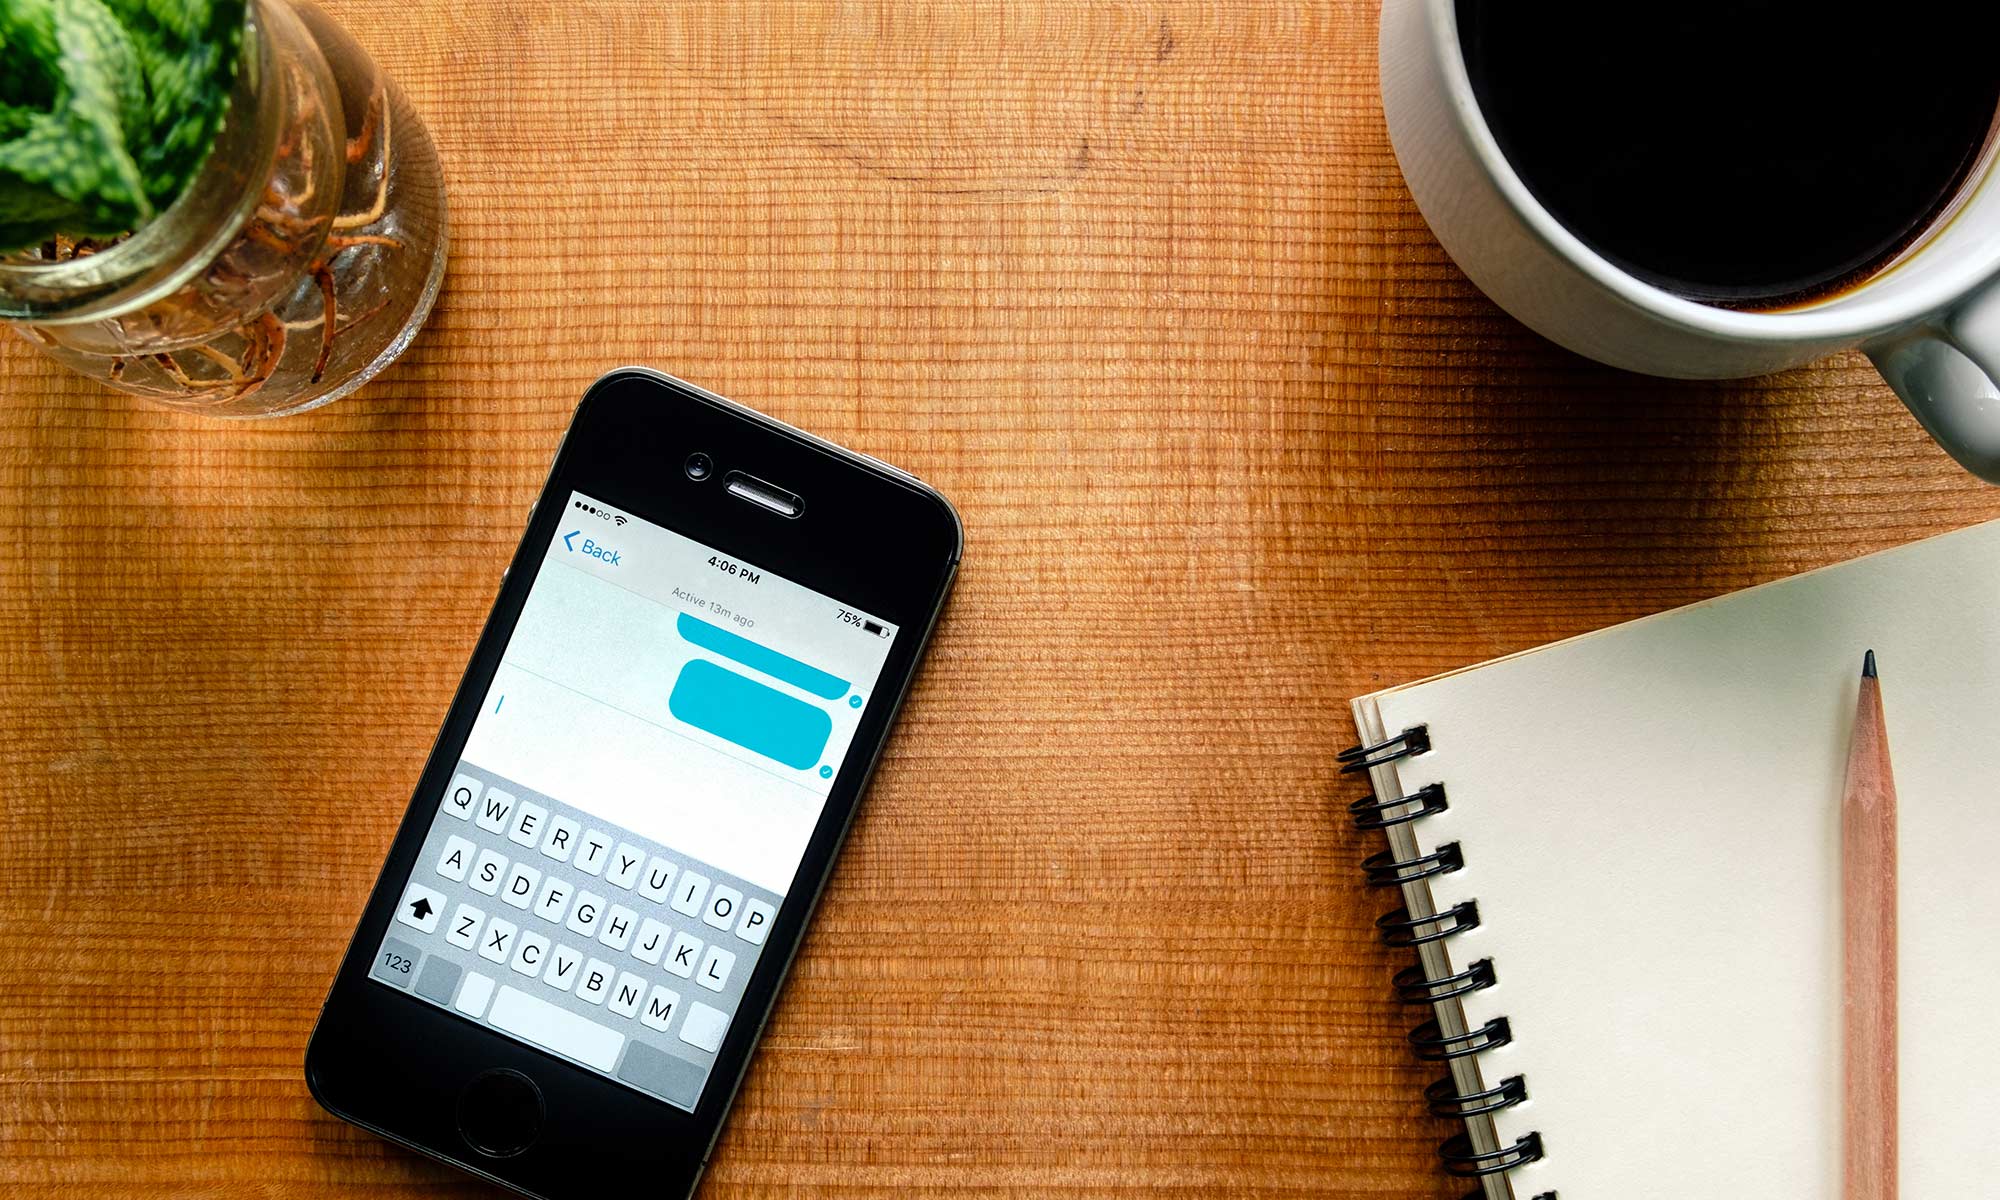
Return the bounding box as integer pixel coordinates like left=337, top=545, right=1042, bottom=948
left=1358, top=521, right=2000, bottom=1198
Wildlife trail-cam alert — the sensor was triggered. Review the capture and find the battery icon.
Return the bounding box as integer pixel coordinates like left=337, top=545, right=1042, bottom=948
left=862, top=619, right=889, bottom=638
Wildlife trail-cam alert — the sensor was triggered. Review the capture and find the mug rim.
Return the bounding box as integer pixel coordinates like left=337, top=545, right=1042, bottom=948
left=1422, top=0, right=2000, bottom=344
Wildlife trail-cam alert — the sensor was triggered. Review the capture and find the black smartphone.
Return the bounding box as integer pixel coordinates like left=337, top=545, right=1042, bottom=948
left=306, top=368, right=961, bottom=1197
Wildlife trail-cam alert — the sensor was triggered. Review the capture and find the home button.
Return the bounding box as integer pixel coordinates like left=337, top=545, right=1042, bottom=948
left=457, top=1068, right=543, bottom=1158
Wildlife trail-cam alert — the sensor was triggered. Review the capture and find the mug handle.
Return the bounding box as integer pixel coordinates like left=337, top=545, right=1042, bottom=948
left=1871, top=278, right=2000, bottom=483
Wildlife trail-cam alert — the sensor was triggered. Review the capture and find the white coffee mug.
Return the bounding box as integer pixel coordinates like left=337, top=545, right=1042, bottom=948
left=1381, top=0, right=2000, bottom=482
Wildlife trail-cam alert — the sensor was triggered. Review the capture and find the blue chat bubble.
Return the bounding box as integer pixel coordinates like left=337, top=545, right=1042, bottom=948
left=669, top=659, right=833, bottom=770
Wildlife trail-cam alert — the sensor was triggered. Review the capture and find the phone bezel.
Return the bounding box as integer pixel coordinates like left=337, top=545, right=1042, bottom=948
left=304, top=368, right=962, bottom=1198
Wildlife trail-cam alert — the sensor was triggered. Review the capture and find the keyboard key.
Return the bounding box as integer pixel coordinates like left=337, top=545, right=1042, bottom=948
left=508, top=801, right=548, bottom=849
left=371, top=937, right=421, bottom=989
left=737, top=898, right=775, bottom=946
left=396, top=882, right=446, bottom=935
left=513, top=930, right=551, bottom=978
left=567, top=891, right=607, bottom=938
left=501, top=862, right=541, bottom=910
left=478, top=917, right=518, bottom=965
left=618, top=1038, right=702, bottom=1107
left=665, top=932, right=703, bottom=978
left=598, top=905, right=638, bottom=952
left=631, top=918, right=671, bottom=965
left=436, top=834, right=476, bottom=882
left=608, top=971, right=647, bottom=1019
left=638, top=984, right=681, bottom=1032
left=474, top=788, right=517, bottom=835
left=416, top=955, right=461, bottom=1004
left=574, top=830, right=614, bottom=877
left=541, top=813, right=580, bottom=863
left=670, top=872, right=710, bottom=918
left=606, top=844, right=646, bottom=890
left=446, top=903, right=485, bottom=950
left=577, top=958, right=616, bottom=1005
left=696, top=945, right=736, bottom=992
left=455, top=971, right=495, bottom=1018
left=703, top=885, right=742, bottom=932
left=469, top=849, right=508, bottom=896
left=442, top=773, right=482, bottom=821
left=544, top=943, right=583, bottom=993
left=678, top=1001, right=730, bottom=1053
left=533, top=876, right=572, bottom=925
left=488, top=985, right=624, bottom=1071
left=637, top=856, right=678, bottom=903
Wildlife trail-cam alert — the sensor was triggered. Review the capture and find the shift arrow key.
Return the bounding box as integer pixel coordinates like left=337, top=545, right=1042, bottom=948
left=397, top=882, right=446, bottom=935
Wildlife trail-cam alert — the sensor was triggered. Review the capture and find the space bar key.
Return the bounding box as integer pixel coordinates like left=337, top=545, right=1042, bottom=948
left=487, top=985, right=625, bottom=1071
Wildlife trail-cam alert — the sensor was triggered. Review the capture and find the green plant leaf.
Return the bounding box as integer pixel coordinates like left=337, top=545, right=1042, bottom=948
left=0, top=0, right=246, bottom=252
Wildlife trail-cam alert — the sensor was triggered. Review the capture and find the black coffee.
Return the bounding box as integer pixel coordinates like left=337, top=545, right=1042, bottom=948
left=1456, top=2, right=2000, bottom=307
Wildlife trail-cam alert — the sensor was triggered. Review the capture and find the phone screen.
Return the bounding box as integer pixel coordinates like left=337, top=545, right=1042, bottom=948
left=365, top=490, right=900, bottom=1111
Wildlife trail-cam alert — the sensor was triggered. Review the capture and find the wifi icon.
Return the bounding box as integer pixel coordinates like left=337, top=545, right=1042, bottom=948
left=613, top=515, right=627, bottom=527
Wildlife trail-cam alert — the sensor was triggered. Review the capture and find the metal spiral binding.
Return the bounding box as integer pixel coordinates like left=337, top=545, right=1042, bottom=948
left=1409, top=1016, right=1511, bottom=1061
left=1441, top=1131, right=1544, bottom=1176
left=1340, top=723, right=1549, bottom=1196
left=1337, top=725, right=1431, bottom=774
left=1376, top=899, right=1480, bottom=947
left=1425, top=1073, right=1526, bottom=1118
left=1362, top=841, right=1462, bottom=887
left=1348, top=782, right=1447, bottom=830
left=1393, top=958, right=1494, bottom=1004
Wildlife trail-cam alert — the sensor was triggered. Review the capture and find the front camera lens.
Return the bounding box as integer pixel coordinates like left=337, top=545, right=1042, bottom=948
left=685, top=453, right=714, bottom=481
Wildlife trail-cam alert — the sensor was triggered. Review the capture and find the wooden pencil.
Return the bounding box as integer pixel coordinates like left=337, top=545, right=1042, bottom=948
left=1843, top=649, right=1897, bottom=1200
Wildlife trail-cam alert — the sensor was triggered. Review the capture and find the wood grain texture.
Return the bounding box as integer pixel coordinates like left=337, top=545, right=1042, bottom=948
left=2, top=2, right=1997, bottom=1196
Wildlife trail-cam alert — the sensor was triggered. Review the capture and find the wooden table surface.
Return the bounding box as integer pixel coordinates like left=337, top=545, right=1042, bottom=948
left=4, top=2, right=1997, bottom=1196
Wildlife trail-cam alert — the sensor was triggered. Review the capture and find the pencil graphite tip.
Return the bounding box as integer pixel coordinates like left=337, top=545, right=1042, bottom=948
left=1863, top=648, right=1877, bottom=679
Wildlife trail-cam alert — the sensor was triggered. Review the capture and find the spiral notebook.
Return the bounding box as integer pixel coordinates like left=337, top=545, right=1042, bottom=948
left=1342, top=520, right=2000, bottom=1199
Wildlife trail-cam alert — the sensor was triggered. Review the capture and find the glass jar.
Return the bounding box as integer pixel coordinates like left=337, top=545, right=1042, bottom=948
left=0, top=0, right=447, bottom=417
